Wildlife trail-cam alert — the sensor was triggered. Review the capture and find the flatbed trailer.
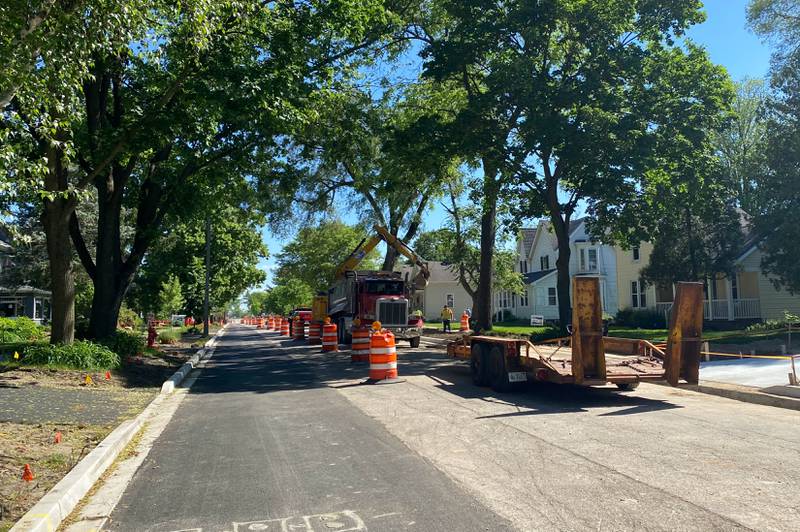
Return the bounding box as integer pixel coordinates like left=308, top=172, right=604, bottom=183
left=446, top=278, right=704, bottom=393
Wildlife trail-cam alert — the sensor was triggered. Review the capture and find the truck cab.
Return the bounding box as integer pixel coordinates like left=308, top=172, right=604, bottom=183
left=327, top=270, right=422, bottom=346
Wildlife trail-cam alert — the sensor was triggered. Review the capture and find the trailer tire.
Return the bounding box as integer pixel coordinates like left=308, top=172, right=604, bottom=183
left=488, top=345, right=516, bottom=393
left=616, top=382, right=640, bottom=391
left=409, top=336, right=421, bottom=348
left=470, top=343, right=489, bottom=386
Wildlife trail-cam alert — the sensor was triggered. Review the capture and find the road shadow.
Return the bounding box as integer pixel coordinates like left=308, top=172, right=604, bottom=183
left=189, top=326, right=683, bottom=416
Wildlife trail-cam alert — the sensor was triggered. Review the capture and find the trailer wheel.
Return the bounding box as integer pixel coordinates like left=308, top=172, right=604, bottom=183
left=488, top=345, right=515, bottom=393
left=409, top=336, right=421, bottom=348
left=470, top=343, right=489, bottom=386
left=616, top=382, right=640, bottom=391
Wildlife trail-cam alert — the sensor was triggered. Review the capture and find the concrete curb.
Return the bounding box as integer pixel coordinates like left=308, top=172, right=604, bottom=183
left=678, top=380, right=800, bottom=412
left=10, top=325, right=227, bottom=532
left=160, top=327, right=224, bottom=394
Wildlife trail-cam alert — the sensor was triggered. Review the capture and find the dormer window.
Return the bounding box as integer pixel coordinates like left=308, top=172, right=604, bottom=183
left=540, top=255, right=550, bottom=270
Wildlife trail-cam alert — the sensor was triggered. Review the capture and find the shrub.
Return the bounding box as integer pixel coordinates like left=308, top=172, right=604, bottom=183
left=158, top=329, right=180, bottom=344
left=0, top=317, right=46, bottom=343
left=614, top=308, right=666, bottom=329
left=530, top=327, right=565, bottom=342
left=117, top=305, right=142, bottom=329
left=24, top=341, right=120, bottom=369
left=100, top=330, right=145, bottom=359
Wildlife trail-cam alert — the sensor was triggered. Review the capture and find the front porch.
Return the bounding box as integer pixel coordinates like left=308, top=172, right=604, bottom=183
left=654, top=273, right=762, bottom=322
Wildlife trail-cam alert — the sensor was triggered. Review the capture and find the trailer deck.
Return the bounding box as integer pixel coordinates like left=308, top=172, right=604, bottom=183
left=445, top=279, right=704, bottom=393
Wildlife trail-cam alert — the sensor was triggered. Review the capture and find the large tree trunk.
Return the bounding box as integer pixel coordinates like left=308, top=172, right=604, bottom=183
left=549, top=208, right=572, bottom=334
left=474, top=162, right=499, bottom=332
left=42, top=197, right=76, bottom=344
left=381, top=247, right=398, bottom=271
left=41, top=141, right=76, bottom=344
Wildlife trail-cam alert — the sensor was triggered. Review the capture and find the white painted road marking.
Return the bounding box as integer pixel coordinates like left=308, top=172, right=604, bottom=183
left=232, top=510, right=365, bottom=532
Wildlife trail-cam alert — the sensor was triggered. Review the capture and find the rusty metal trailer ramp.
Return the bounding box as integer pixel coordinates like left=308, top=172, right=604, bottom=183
left=446, top=279, right=704, bottom=393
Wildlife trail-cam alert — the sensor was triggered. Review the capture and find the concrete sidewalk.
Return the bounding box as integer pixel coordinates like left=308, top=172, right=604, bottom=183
left=103, top=325, right=509, bottom=532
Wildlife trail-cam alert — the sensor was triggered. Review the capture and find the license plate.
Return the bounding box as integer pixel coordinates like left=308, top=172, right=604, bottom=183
left=508, top=372, right=527, bottom=382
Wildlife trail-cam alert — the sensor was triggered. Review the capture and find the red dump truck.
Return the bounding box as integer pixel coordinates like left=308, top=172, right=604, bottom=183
left=447, top=278, right=703, bottom=393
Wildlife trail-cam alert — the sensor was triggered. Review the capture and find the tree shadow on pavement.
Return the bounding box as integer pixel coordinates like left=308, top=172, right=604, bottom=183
left=189, top=326, right=683, bottom=417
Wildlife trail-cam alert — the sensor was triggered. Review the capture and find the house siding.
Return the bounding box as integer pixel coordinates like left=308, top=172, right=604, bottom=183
left=739, top=248, right=800, bottom=320
left=615, top=242, right=657, bottom=312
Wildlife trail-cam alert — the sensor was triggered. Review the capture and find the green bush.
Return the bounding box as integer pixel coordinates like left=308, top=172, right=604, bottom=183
left=117, top=305, right=142, bottom=329
left=158, top=329, right=180, bottom=344
left=24, top=341, right=120, bottom=369
left=614, top=307, right=666, bottom=329
left=100, top=330, right=145, bottom=359
left=0, top=317, right=46, bottom=343
left=530, top=327, right=565, bottom=342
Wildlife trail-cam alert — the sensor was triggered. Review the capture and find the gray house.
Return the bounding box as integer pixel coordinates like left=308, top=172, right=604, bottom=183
left=0, top=229, right=51, bottom=324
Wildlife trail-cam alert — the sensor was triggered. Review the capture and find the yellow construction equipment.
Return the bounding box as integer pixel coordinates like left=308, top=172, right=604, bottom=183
left=335, top=225, right=430, bottom=291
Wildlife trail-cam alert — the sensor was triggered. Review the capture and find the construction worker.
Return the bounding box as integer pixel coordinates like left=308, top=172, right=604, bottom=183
left=440, top=305, right=454, bottom=333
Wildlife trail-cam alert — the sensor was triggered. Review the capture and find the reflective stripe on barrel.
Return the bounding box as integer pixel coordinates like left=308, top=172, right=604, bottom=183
left=322, top=322, right=338, bottom=352
left=280, top=318, right=290, bottom=336
left=369, top=330, right=397, bottom=381
left=292, top=317, right=303, bottom=339
left=351, top=327, right=370, bottom=362
left=308, top=322, right=322, bottom=344
left=303, top=321, right=310, bottom=339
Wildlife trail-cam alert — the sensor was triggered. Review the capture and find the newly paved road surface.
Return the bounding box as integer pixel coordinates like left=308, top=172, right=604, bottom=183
left=107, top=324, right=800, bottom=531
left=700, top=356, right=796, bottom=388
left=106, top=325, right=506, bottom=532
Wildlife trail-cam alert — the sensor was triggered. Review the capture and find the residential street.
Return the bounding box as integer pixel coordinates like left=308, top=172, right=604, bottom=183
left=105, top=325, right=800, bottom=531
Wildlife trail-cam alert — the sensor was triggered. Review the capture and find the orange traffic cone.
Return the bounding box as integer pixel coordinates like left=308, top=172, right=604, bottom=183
left=22, top=464, right=34, bottom=482
left=105, top=370, right=111, bottom=380
left=54, top=431, right=62, bottom=444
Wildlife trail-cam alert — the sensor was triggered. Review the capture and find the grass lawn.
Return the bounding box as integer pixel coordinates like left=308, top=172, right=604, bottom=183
left=488, top=322, right=794, bottom=346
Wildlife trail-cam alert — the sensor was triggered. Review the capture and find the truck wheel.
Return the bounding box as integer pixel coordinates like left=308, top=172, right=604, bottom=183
left=470, top=343, right=489, bottom=386
left=488, top=345, right=513, bottom=393
left=616, top=382, right=640, bottom=391
left=409, top=336, right=421, bottom=348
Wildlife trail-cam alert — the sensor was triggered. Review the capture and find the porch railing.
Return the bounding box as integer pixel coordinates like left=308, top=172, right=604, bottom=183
left=655, top=298, right=761, bottom=321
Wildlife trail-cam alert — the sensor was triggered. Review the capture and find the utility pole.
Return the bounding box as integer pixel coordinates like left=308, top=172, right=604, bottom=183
left=203, top=215, right=211, bottom=336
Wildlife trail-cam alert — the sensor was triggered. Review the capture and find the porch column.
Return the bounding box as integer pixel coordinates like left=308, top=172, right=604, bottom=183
left=727, top=277, right=734, bottom=321
left=706, top=277, right=714, bottom=320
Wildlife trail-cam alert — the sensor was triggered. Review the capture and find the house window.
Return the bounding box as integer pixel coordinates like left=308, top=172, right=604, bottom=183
left=580, top=249, right=586, bottom=271
left=631, top=280, right=646, bottom=308
left=588, top=248, right=598, bottom=271
left=446, top=294, right=454, bottom=308
left=731, top=276, right=739, bottom=300
left=547, top=287, right=557, bottom=306
left=632, top=246, right=640, bottom=261
left=519, top=260, right=528, bottom=273
left=540, top=255, right=550, bottom=270
left=520, top=288, right=529, bottom=307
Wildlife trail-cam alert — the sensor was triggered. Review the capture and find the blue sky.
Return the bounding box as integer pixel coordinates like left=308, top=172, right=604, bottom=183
left=257, top=0, right=774, bottom=287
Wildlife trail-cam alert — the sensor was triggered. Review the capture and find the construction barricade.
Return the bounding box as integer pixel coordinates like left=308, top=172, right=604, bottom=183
left=267, top=316, right=275, bottom=330
left=351, top=326, right=370, bottom=362
left=292, top=316, right=303, bottom=340
left=280, top=317, right=290, bottom=336
left=322, top=318, right=338, bottom=352
left=368, top=321, right=398, bottom=383
left=308, top=322, right=322, bottom=345
left=460, top=312, right=470, bottom=332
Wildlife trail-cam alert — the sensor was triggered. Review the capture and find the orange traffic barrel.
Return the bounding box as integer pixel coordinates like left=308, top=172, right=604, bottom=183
left=322, top=320, right=338, bottom=352
left=267, top=316, right=275, bottom=330
left=257, top=317, right=264, bottom=329
left=368, top=324, right=398, bottom=382
left=308, top=322, right=322, bottom=345
left=460, top=312, right=470, bottom=332
left=292, top=316, right=303, bottom=340
left=303, top=321, right=310, bottom=339
left=351, top=326, right=370, bottom=362
left=280, top=317, right=290, bottom=336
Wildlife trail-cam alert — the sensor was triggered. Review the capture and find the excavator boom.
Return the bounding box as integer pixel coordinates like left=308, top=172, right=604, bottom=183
left=334, top=225, right=430, bottom=290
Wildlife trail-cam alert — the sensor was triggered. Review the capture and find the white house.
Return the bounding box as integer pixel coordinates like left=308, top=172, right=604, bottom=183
left=501, top=218, right=619, bottom=322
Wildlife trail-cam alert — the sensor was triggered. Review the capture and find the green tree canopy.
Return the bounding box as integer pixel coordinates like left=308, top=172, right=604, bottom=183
left=158, top=274, right=184, bottom=319
left=264, top=279, right=315, bottom=316
left=275, top=221, right=380, bottom=292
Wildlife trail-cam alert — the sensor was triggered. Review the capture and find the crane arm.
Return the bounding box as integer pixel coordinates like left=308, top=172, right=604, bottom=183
left=333, top=225, right=430, bottom=289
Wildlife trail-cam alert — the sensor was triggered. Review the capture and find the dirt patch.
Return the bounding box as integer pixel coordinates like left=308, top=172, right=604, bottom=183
left=0, top=329, right=214, bottom=530
left=0, top=422, right=112, bottom=531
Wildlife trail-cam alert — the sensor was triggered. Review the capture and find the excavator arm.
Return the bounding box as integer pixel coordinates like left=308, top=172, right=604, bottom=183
left=334, top=225, right=430, bottom=290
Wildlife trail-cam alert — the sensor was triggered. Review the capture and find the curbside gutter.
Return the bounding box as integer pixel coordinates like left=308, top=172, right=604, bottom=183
left=678, top=380, right=800, bottom=412
left=11, top=325, right=227, bottom=532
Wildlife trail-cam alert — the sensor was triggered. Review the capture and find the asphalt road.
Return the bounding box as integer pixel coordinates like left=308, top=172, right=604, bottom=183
left=106, top=325, right=507, bottom=532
